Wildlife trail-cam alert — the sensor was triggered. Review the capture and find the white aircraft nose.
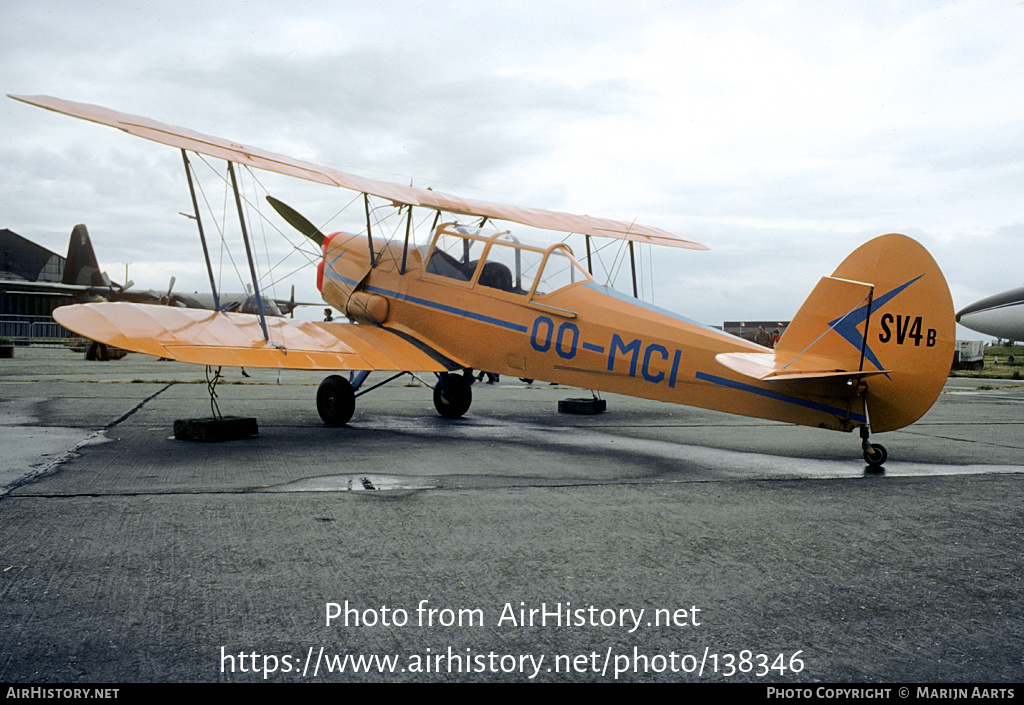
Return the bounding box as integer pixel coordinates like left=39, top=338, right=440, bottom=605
left=956, top=290, right=1024, bottom=340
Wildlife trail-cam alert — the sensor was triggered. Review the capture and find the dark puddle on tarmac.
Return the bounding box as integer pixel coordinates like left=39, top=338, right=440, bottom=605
left=260, top=474, right=437, bottom=494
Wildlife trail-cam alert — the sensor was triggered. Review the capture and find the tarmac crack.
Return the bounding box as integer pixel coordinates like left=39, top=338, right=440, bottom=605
left=0, top=430, right=109, bottom=499
left=105, top=383, right=175, bottom=429
left=900, top=427, right=1024, bottom=451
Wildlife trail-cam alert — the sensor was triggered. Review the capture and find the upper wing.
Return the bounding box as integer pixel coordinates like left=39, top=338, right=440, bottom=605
left=9, top=94, right=707, bottom=251
left=53, top=302, right=451, bottom=371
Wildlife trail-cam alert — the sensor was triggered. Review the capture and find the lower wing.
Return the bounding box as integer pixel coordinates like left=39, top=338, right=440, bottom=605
left=53, top=302, right=449, bottom=371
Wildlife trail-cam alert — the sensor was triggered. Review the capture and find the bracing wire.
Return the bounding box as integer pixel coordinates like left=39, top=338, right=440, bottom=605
left=781, top=293, right=873, bottom=371
left=245, top=166, right=277, bottom=303
left=191, top=154, right=248, bottom=299
left=191, top=155, right=337, bottom=300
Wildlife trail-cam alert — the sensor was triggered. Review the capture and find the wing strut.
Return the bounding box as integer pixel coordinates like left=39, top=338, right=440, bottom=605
left=181, top=150, right=220, bottom=311
left=227, top=161, right=271, bottom=343
left=628, top=241, right=639, bottom=298
left=363, top=193, right=375, bottom=266
left=400, top=205, right=413, bottom=275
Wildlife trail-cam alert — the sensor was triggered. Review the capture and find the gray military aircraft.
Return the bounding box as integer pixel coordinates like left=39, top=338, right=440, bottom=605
left=7, top=224, right=305, bottom=317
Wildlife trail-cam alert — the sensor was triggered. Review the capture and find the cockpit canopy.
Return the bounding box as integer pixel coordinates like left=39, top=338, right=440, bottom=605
left=423, top=224, right=593, bottom=297
left=223, top=295, right=283, bottom=317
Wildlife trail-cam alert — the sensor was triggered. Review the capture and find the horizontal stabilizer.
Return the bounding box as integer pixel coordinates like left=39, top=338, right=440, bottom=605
left=716, top=351, right=891, bottom=382
left=53, top=302, right=448, bottom=372
left=717, top=276, right=882, bottom=383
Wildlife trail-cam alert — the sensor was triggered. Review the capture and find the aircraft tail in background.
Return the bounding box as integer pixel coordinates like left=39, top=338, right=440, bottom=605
left=62, top=224, right=109, bottom=288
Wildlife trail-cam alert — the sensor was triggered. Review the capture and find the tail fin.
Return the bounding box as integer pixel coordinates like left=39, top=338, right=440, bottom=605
left=63, top=224, right=107, bottom=287
left=787, top=233, right=954, bottom=431
left=717, top=233, right=954, bottom=432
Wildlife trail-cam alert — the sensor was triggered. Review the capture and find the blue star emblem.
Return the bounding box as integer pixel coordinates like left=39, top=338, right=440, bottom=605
left=828, top=274, right=925, bottom=377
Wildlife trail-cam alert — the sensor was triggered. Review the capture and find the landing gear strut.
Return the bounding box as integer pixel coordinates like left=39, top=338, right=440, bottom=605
left=433, top=372, right=473, bottom=418
left=858, top=392, right=887, bottom=467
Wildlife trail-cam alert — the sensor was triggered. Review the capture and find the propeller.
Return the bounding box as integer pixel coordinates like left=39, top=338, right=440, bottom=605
left=267, top=195, right=325, bottom=247
left=159, top=276, right=178, bottom=306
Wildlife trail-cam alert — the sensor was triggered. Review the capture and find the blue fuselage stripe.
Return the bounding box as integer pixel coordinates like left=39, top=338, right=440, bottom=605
left=324, top=262, right=528, bottom=333
left=367, top=284, right=530, bottom=333
left=696, top=371, right=866, bottom=424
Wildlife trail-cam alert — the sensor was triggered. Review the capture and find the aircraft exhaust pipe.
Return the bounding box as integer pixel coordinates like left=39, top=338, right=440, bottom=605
left=345, top=291, right=389, bottom=325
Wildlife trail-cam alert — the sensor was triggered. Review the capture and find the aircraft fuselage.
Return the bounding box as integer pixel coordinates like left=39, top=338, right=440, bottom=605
left=317, top=224, right=870, bottom=433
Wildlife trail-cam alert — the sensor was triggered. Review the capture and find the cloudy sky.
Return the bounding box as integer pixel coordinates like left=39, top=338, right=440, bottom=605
left=2, top=0, right=1022, bottom=333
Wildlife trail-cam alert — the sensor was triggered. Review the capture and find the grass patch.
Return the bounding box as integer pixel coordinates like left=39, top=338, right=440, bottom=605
left=951, top=343, right=1024, bottom=379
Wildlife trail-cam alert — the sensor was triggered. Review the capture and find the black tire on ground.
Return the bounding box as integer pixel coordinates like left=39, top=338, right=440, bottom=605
left=317, top=375, right=355, bottom=426
left=863, top=443, right=887, bottom=466
left=433, top=373, right=472, bottom=418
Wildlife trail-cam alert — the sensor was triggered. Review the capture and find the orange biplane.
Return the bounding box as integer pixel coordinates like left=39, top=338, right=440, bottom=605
left=11, top=95, right=956, bottom=465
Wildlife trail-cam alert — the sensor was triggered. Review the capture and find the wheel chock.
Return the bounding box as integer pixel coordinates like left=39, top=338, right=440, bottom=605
left=558, top=398, right=606, bottom=415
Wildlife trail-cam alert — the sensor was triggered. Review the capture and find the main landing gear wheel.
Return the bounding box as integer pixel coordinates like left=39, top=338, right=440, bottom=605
left=317, top=375, right=355, bottom=426
left=433, top=373, right=472, bottom=419
left=863, top=443, right=887, bottom=467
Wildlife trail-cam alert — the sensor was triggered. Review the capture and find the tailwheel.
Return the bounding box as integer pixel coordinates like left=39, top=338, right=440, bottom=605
left=858, top=390, right=886, bottom=467
left=317, top=375, right=355, bottom=426
left=433, top=372, right=472, bottom=418
left=863, top=443, right=887, bottom=467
